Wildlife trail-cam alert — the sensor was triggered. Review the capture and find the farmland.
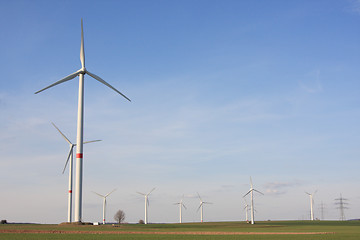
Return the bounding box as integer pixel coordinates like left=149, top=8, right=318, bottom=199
left=0, top=221, right=359, bottom=240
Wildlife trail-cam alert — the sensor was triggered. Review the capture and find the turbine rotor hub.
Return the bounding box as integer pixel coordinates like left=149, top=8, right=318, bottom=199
left=80, top=67, right=86, bottom=74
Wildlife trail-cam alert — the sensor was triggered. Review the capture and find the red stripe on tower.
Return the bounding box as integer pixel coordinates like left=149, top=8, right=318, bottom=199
left=76, top=153, right=83, bottom=158
left=69, top=190, right=72, bottom=193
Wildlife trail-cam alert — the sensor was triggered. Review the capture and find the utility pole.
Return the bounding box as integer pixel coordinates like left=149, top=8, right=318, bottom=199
left=335, top=194, right=348, bottom=221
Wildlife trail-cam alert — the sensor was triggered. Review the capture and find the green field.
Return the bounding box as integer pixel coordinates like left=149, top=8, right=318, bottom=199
left=0, top=221, right=359, bottom=240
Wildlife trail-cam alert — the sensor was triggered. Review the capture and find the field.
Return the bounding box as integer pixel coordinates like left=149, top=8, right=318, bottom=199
left=0, top=221, right=359, bottom=240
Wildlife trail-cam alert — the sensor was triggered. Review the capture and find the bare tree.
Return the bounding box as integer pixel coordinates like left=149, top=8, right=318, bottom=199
left=114, top=210, right=125, bottom=224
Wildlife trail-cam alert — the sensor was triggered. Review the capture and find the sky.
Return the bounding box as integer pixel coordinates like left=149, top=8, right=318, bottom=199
left=0, top=0, right=359, bottom=224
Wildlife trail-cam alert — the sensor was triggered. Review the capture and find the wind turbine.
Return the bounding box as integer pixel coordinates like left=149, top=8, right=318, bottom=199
left=92, top=189, right=117, bottom=224
left=52, top=122, right=101, bottom=223
left=243, top=177, right=263, bottom=224
left=174, top=195, right=186, bottom=223
left=305, top=190, right=317, bottom=221
left=137, top=188, right=155, bottom=224
left=35, top=19, right=130, bottom=222
left=197, top=192, right=212, bottom=223
left=243, top=198, right=249, bottom=223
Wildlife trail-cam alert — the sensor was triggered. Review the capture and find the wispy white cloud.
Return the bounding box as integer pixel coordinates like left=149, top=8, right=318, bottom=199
left=298, top=70, right=323, bottom=94
left=345, top=0, right=360, bottom=14
left=211, top=184, right=237, bottom=194
left=264, top=180, right=303, bottom=196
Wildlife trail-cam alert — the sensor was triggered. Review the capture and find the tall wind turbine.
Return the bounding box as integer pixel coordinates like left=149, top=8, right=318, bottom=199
left=305, top=190, right=317, bottom=221
left=197, top=192, right=212, bottom=223
left=243, top=177, right=263, bottom=224
left=174, top=196, right=186, bottom=223
left=137, top=188, right=155, bottom=224
left=92, top=189, right=117, bottom=224
left=52, top=122, right=101, bottom=223
left=35, top=20, right=130, bottom=222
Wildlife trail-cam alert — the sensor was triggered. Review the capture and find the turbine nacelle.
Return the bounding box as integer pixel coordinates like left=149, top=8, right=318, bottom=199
left=93, top=188, right=117, bottom=199
left=52, top=122, right=101, bottom=174
left=174, top=195, right=187, bottom=209
left=79, top=67, right=86, bottom=74
left=305, top=190, right=317, bottom=196
left=137, top=187, right=156, bottom=198
left=35, top=20, right=131, bottom=103
left=243, top=177, right=264, bottom=197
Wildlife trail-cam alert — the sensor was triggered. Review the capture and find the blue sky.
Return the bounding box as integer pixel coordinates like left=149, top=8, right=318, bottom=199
left=0, top=0, right=359, bottom=223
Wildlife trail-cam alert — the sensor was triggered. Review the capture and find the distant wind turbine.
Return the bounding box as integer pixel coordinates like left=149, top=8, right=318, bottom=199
left=243, top=177, right=263, bottom=224
left=52, top=122, right=101, bottom=223
left=197, top=192, right=212, bottom=223
left=174, top=195, right=187, bottom=223
left=35, top=19, right=130, bottom=222
left=137, top=188, right=155, bottom=224
left=92, top=189, right=117, bottom=224
left=243, top=198, right=249, bottom=223
left=305, top=190, right=317, bottom=221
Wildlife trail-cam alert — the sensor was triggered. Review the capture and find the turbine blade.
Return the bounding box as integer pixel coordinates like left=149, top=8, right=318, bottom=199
left=35, top=70, right=81, bottom=94
left=83, top=140, right=102, bottom=144
left=254, top=189, right=264, bottom=195
left=183, top=204, right=187, bottom=210
left=148, top=188, right=156, bottom=195
left=80, top=19, right=85, bottom=69
left=62, top=146, right=74, bottom=174
left=243, top=190, right=252, bottom=197
left=197, top=203, right=202, bottom=212
left=92, top=191, right=105, bottom=198
left=137, top=192, right=146, bottom=196
left=86, top=70, right=131, bottom=102
left=305, top=192, right=311, bottom=195
left=197, top=192, right=202, bottom=201
left=51, top=122, right=72, bottom=145
left=250, top=176, right=253, bottom=188
left=105, top=188, right=117, bottom=197
left=147, top=198, right=149, bottom=206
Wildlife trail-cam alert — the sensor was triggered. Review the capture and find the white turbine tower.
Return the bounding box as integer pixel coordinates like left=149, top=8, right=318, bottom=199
left=243, top=198, right=249, bottom=223
left=197, top=192, right=212, bottom=223
left=137, top=188, right=155, bottom=224
left=35, top=20, right=130, bottom=222
left=305, top=190, right=317, bottom=221
left=174, top=196, right=186, bottom=223
left=52, top=122, right=101, bottom=223
left=243, top=177, right=263, bottom=224
left=92, top=189, right=117, bottom=224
